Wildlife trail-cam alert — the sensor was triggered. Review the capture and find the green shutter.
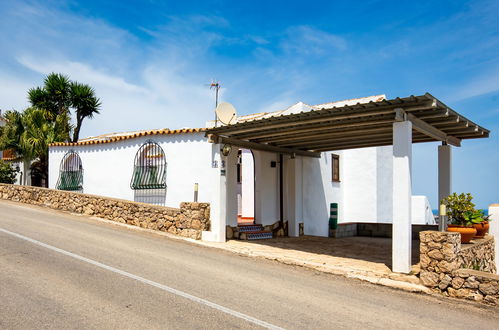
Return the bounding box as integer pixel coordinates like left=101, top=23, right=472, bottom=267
left=57, top=170, right=83, bottom=191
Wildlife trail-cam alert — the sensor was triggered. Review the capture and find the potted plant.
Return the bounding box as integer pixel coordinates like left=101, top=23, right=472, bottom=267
left=442, top=193, right=480, bottom=243
left=471, top=210, right=490, bottom=238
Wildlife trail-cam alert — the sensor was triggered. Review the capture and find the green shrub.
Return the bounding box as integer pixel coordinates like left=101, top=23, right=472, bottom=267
left=441, top=192, right=486, bottom=226
left=0, top=160, right=18, bottom=184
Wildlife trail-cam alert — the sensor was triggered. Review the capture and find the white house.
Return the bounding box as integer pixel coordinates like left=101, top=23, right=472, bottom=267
left=48, top=93, right=489, bottom=273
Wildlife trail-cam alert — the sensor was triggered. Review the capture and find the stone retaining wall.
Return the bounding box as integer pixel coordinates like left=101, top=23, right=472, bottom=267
left=419, top=231, right=498, bottom=305
left=0, top=183, right=210, bottom=240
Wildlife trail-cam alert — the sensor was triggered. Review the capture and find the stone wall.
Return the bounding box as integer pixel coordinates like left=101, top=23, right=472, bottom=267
left=0, top=183, right=210, bottom=240
left=419, top=231, right=498, bottom=305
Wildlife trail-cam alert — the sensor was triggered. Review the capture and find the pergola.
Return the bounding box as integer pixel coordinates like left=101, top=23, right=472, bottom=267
left=205, top=93, right=489, bottom=273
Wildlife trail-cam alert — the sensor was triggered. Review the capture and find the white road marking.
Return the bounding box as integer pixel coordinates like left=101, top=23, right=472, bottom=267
left=0, top=227, right=284, bottom=330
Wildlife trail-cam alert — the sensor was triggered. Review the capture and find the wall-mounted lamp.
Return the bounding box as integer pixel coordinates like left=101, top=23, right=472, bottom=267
left=221, top=144, right=232, bottom=157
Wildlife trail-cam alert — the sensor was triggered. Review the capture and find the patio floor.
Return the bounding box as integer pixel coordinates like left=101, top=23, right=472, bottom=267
left=218, top=236, right=421, bottom=282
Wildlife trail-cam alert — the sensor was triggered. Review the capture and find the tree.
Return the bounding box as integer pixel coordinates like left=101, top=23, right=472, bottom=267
left=20, top=107, right=70, bottom=186
left=0, top=108, right=69, bottom=187
left=0, top=160, right=18, bottom=184
left=70, top=82, right=101, bottom=142
left=28, top=73, right=101, bottom=142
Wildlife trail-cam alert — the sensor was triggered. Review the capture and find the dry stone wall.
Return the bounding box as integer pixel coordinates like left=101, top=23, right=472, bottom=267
left=419, top=231, right=498, bottom=305
left=0, top=184, right=210, bottom=240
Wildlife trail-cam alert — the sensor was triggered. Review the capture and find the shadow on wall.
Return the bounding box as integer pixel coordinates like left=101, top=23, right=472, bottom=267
left=302, top=157, right=329, bottom=236
left=134, top=188, right=167, bottom=206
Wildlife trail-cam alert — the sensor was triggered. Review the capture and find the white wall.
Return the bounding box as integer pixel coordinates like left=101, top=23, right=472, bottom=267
left=253, top=150, right=279, bottom=226
left=343, top=147, right=378, bottom=222
left=489, top=204, right=499, bottom=275
left=49, top=133, right=220, bottom=209
left=301, top=153, right=343, bottom=236
left=411, top=196, right=436, bottom=225
left=48, top=134, right=435, bottom=240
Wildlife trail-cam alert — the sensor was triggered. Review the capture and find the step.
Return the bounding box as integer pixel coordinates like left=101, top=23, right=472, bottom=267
left=238, top=224, right=264, bottom=232
left=246, top=231, right=273, bottom=240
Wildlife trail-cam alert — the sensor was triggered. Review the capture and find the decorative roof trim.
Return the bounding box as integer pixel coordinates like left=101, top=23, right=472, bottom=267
left=49, top=128, right=206, bottom=147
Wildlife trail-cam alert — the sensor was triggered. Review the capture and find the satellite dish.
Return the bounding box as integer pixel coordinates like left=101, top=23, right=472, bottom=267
left=215, top=102, right=237, bottom=125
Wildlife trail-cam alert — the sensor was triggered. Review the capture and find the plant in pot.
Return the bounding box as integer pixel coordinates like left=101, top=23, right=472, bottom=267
left=442, top=192, right=479, bottom=243
left=471, top=209, right=490, bottom=238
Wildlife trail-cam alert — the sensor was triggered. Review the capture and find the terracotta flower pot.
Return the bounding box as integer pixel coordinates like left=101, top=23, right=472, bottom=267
left=447, top=225, right=477, bottom=243
left=472, top=221, right=489, bottom=238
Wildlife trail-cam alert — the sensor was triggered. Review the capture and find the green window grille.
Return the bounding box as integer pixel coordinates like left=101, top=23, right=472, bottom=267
left=56, top=151, right=83, bottom=191
left=130, top=141, right=167, bottom=190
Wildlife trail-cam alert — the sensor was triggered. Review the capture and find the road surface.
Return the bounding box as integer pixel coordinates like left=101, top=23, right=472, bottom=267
left=1, top=200, right=497, bottom=329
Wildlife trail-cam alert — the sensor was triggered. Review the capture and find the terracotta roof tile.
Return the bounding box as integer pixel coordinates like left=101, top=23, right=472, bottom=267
left=49, top=128, right=206, bottom=147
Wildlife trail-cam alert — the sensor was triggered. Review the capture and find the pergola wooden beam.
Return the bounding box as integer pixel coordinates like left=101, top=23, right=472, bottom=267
left=205, top=94, right=488, bottom=153
left=207, top=134, right=321, bottom=158
left=240, top=118, right=394, bottom=141
left=395, top=109, right=461, bottom=147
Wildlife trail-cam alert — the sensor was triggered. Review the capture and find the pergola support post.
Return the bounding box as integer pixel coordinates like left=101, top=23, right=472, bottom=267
left=392, top=121, right=413, bottom=273
left=438, top=143, right=452, bottom=205
left=286, top=157, right=302, bottom=237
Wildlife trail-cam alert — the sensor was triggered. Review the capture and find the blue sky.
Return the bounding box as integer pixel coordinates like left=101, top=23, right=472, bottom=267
left=0, top=0, right=498, bottom=208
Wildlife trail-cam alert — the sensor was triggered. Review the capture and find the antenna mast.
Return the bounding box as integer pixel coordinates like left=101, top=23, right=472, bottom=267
left=210, top=81, right=221, bottom=127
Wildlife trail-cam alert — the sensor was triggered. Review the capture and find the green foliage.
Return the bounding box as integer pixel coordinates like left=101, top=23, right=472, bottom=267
left=0, top=72, right=100, bottom=187
left=0, top=160, right=19, bottom=184
left=441, top=192, right=486, bottom=226
left=0, top=107, right=70, bottom=187
left=28, top=72, right=101, bottom=142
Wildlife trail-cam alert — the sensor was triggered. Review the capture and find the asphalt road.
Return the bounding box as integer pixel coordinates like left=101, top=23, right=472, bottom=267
left=1, top=200, right=497, bottom=329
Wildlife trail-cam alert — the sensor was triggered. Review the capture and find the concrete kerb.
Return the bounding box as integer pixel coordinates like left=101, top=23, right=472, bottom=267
left=2, top=200, right=431, bottom=295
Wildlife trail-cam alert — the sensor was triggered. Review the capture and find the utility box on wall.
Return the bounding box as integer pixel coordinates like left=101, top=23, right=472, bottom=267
left=329, top=203, right=338, bottom=237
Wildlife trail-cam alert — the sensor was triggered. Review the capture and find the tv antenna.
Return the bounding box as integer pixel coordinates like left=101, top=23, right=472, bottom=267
left=208, top=80, right=222, bottom=126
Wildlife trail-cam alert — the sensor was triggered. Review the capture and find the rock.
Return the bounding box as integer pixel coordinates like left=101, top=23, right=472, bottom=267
left=420, top=254, right=431, bottom=269
left=428, top=249, right=444, bottom=261
left=448, top=288, right=472, bottom=299
left=438, top=260, right=458, bottom=273
left=484, top=295, right=498, bottom=305
left=479, top=282, right=499, bottom=295
left=464, top=276, right=480, bottom=289
left=451, top=277, right=465, bottom=289
left=420, top=271, right=439, bottom=287
left=226, top=225, right=234, bottom=239
left=438, top=274, right=452, bottom=290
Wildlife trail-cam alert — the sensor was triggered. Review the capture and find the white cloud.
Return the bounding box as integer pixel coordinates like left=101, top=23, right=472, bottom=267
left=281, top=25, right=347, bottom=55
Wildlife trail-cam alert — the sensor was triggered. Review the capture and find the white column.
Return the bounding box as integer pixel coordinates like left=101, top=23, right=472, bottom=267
left=392, top=121, right=413, bottom=273
left=438, top=144, right=452, bottom=205
left=489, top=204, right=499, bottom=275
left=202, top=145, right=227, bottom=242
left=286, top=157, right=302, bottom=237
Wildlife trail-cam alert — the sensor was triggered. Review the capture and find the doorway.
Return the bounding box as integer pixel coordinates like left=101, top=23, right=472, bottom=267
left=236, top=148, right=255, bottom=225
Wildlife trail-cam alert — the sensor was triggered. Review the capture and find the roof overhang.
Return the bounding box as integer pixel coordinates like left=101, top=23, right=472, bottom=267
left=205, top=93, right=490, bottom=158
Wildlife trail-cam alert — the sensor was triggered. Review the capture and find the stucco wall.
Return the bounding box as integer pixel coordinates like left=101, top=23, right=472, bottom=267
left=49, top=133, right=218, bottom=209
left=48, top=133, right=434, bottom=240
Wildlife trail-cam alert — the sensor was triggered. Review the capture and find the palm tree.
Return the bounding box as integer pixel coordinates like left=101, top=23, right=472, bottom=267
left=28, top=73, right=101, bottom=142
left=19, top=108, right=70, bottom=187
left=70, top=82, right=101, bottom=142
left=0, top=108, right=70, bottom=187
left=28, top=73, right=71, bottom=118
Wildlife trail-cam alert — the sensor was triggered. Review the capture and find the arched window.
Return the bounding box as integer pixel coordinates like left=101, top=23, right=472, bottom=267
left=56, top=150, right=83, bottom=191
left=130, top=140, right=167, bottom=190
